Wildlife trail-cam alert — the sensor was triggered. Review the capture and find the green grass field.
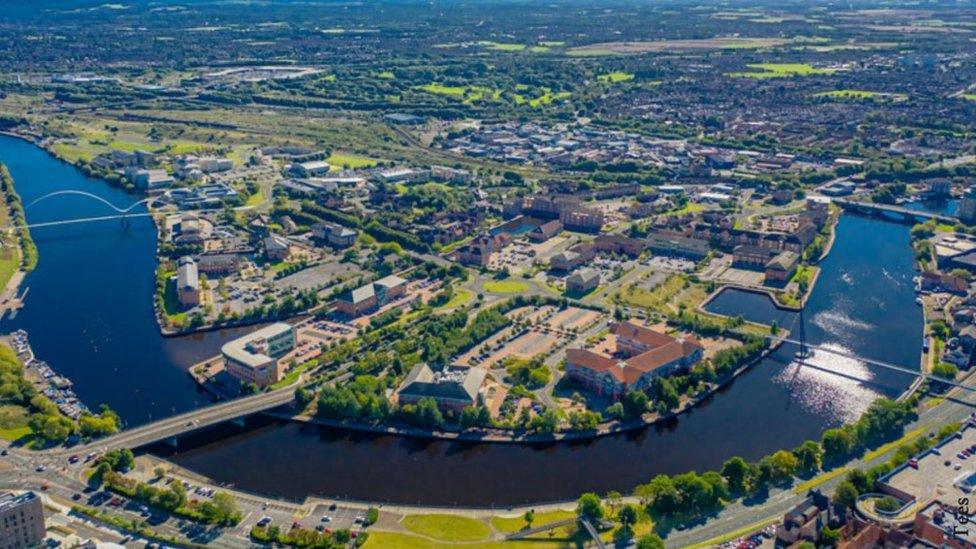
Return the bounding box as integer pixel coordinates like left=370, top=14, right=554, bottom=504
left=483, top=280, right=530, bottom=294
left=436, top=288, right=474, bottom=310
left=416, top=84, right=502, bottom=104
left=0, top=405, right=31, bottom=442
left=961, top=94, right=976, bottom=101
left=327, top=152, right=380, bottom=169
left=478, top=41, right=527, bottom=51
left=728, top=63, right=837, bottom=78
left=597, top=71, right=635, bottom=83
left=490, top=510, right=575, bottom=534
left=400, top=514, right=491, bottom=542
left=162, top=275, right=189, bottom=326
left=0, top=253, right=20, bottom=292
left=244, top=188, right=265, bottom=208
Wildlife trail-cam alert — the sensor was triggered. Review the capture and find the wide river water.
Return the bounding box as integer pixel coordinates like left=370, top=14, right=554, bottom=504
left=0, top=134, right=923, bottom=506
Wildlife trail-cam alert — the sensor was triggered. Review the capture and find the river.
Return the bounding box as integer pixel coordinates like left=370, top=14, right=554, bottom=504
left=0, top=134, right=923, bottom=506
left=0, top=135, right=261, bottom=425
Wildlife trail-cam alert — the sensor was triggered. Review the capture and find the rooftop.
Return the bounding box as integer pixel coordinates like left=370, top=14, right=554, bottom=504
left=221, top=322, right=293, bottom=368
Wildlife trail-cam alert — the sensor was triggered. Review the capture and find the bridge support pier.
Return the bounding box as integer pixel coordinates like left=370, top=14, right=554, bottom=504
left=165, top=436, right=179, bottom=448
left=231, top=417, right=246, bottom=428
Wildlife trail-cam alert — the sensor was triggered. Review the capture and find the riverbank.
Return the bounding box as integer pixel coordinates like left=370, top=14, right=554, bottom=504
left=185, top=337, right=783, bottom=445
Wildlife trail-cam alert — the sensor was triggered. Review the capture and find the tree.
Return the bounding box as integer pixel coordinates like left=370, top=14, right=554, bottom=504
left=576, top=493, right=604, bottom=520
left=636, top=534, right=665, bottom=549
left=721, top=456, right=751, bottom=494
left=523, top=510, right=535, bottom=529
left=769, top=450, right=798, bottom=480
left=932, top=362, right=959, bottom=391
left=651, top=378, right=679, bottom=412
left=614, top=524, right=634, bottom=544
left=639, top=475, right=680, bottom=513
left=414, top=397, right=444, bottom=427
left=792, top=440, right=823, bottom=473
left=821, top=525, right=840, bottom=547
left=618, top=503, right=639, bottom=526
left=832, top=481, right=859, bottom=509
left=622, top=390, right=650, bottom=418
left=528, top=409, right=560, bottom=433
left=821, top=427, right=855, bottom=463
left=673, top=472, right=715, bottom=512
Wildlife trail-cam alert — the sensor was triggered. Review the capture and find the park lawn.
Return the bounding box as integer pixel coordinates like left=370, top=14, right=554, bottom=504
left=483, top=280, right=530, bottom=294
left=162, top=276, right=189, bottom=326
left=490, top=510, right=576, bottom=534
left=597, top=71, right=635, bottom=83
left=436, top=288, right=474, bottom=310
left=0, top=404, right=31, bottom=441
left=728, top=63, right=837, bottom=78
left=0, top=254, right=20, bottom=293
left=618, top=274, right=687, bottom=311
left=400, top=514, right=491, bottom=542
left=327, top=152, right=380, bottom=169
left=0, top=424, right=31, bottom=441
left=962, top=94, right=976, bottom=101
left=662, top=202, right=705, bottom=217
left=529, top=45, right=551, bottom=53
left=363, top=531, right=566, bottom=549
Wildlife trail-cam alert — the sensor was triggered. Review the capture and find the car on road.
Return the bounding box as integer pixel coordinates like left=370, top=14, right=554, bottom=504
left=35, top=465, right=45, bottom=472
left=257, top=516, right=272, bottom=527
left=320, top=515, right=331, bottom=522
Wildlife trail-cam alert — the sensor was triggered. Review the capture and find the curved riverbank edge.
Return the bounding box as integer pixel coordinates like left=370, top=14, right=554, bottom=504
left=248, top=339, right=783, bottom=445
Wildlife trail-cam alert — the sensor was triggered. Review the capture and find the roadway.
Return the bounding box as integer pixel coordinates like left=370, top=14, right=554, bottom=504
left=34, top=384, right=299, bottom=458
left=662, top=348, right=976, bottom=548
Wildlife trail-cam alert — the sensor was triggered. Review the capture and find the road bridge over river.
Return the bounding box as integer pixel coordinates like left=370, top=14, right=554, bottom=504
left=38, top=384, right=300, bottom=457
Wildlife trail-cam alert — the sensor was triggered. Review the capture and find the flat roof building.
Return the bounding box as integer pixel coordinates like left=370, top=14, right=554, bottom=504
left=221, top=323, right=296, bottom=388
left=0, top=491, right=45, bottom=549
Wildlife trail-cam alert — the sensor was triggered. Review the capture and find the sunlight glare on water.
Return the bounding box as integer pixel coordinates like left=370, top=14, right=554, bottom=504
left=774, top=342, right=881, bottom=424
